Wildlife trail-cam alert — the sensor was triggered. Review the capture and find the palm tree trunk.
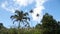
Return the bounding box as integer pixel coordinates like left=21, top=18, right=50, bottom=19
left=18, top=21, right=20, bottom=29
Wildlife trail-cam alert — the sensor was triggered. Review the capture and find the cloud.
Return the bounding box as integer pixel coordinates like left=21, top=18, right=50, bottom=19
left=1, top=1, right=14, bottom=13
left=1, top=1, right=20, bottom=13
left=32, top=6, right=44, bottom=22
left=1, top=0, right=34, bottom=13
left=31, top=0, right=47, bottom=22
left=1, top=0, right=47, bottom=22
left=14, top=0, right=34, bottom=6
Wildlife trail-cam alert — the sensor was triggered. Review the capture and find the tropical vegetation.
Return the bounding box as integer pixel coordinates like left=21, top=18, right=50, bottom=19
left=0, top=10, right=60, bottom=34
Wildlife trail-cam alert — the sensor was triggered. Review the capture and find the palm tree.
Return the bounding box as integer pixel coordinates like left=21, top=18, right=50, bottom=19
left=10, top=10, right=30, bottom=28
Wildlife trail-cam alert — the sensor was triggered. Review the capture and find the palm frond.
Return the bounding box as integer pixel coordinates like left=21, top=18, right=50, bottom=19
left=20, top=11, right=23, bottom=14
left=24, top=20, right=30, bottom=27
left=15, top=10, right=21, bottom=16
left=24, top=12, right=29, bottom=16
left=10, top=15, right=18, bottom=20
left=23, top=17, right=30, bottom=21
left=13, top=19, right=18, bottom=24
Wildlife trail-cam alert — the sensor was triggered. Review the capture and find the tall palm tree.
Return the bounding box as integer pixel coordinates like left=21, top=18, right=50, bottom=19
left=10, top=10, right=30, bottom=28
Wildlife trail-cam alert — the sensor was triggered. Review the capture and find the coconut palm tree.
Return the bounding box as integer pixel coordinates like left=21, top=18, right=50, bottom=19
left=10, top=10, right=30, bottom=28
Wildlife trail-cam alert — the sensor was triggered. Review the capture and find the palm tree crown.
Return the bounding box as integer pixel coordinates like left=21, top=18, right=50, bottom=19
left=10, top=10, right=30, bottom=28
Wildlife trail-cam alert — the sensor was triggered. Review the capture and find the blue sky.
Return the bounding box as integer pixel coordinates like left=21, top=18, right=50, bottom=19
left=0, top=0, right=60, bottom=28
left=43, top=0, right=60, bottom=21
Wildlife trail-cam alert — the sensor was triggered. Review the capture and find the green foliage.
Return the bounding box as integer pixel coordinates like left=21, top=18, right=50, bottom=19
left=0, top=23, right=3, bottom=29
left=41, top=13, right=60, bottom=34
left=41, top=13, right=58, bottom=29
left=35, top=24, right=42, bottom=29
left=0, top=13, right=60, bottom=34
left=35, top=13, right=60, bottom=34
left=8, top=28, right=18, bottom=34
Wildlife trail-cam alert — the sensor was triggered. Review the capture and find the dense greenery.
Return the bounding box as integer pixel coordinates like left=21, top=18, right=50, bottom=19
left=41, top=13, right=60, bottom=34
left=0, top=10, right=60, bottom=34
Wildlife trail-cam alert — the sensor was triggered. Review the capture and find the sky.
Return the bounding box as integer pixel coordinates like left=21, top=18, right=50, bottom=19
left=0, top=0, right=60, bottom=28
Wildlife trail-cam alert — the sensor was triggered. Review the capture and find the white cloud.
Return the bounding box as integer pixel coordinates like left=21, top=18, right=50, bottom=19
left=31, top=0, right=47, bottom=22
left=14, top=0, right=34, bottom=6
left=1, top=1, right=7, bottom=8
left=1, top=1, right=20, bottom=13
left=32, top=6, right=44, bottom=22
left=1, top=0, right=34, bottom=13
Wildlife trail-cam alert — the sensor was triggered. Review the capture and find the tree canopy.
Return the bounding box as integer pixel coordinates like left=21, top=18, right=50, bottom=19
left=10, top=10, right=30, bottom=28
